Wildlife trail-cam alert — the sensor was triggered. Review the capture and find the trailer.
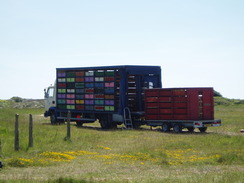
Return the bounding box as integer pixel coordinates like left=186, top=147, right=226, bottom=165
left=44, top=65, right=162, bottom=129
left=144, top=88, right=221, bottom=133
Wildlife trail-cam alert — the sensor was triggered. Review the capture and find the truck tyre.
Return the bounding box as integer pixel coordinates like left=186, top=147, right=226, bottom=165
left=162, top=123, right=170, bottom=132
left=100, top=115, right=112, bottom=129
left=50, top=112, right=57, bottom=125
left=187, top=127, right=195, bottom=133
left=76, top=121, right=83, bottom=127
left=199, top=127, right=207, bottom=133
left=173, top=124, right=182, bottom=133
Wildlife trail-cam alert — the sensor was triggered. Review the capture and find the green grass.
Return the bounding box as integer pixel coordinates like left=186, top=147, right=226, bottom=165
left=0, top=99, right=243, bottom=183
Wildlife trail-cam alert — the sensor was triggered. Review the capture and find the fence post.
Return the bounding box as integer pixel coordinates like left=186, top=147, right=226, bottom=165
left=14, top=114, right=20, bottom=151
left=66, top=111, right=71, bottom=140
left=29, top=114, right=33, bottom=148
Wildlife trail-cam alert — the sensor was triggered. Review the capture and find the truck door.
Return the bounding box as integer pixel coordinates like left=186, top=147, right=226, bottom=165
left=128, top=74, right=161, bottom=112
left=44, top=86, right=56, bottom=110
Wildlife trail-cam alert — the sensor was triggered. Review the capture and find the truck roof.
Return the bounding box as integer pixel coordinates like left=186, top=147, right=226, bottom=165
left=56, top=65, right=161, bottom=73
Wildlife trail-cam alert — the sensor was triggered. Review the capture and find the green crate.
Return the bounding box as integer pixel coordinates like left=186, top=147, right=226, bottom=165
left=67, top=105, right=75, bottom=110
left=95, top=100, right=104, bottom=105
left=66, top=72, right=75, bottom=77
left=95, top=71, right=104, bottom=76
left=75, top=83, right=85, bottom=88
left=105, top=70, right=115, bottom=76
left=58, top=89, right=66, bottom=93
left=58, top=99, right=66, bottom=104
left=58, top=105, right=66, bottom=110
left=105, top=106, right=114, bottom=111
left=67, top=78, right=75, bottom=82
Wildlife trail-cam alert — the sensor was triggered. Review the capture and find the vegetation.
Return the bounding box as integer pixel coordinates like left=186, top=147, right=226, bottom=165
left=0, top=97, right=243, bottom=182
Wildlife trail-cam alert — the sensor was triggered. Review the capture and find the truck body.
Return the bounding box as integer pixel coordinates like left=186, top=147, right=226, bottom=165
left=44, top=65, right=162, bottom=128
left=144, top=88, right=221, bottom=132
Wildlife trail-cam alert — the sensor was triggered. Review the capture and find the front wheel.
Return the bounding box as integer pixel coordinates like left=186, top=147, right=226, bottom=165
left=50, top=112, right=57, bottom=125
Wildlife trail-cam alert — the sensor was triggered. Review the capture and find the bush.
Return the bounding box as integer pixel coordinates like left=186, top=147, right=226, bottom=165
left=11, top=96, right=23, bottom=103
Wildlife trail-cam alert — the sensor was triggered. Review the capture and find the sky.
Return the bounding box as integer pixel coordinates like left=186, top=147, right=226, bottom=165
left=0, top=0, right=243, bottom=99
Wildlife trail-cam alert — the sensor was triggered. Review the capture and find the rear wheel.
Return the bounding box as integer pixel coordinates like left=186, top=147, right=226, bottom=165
left=100, top=115, right=113, bottom=129
left=162, top=123, right=170, bottom=132
left=173, top=124, right=182, bottom=133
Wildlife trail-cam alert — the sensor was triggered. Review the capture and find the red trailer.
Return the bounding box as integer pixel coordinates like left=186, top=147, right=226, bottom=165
left=144, top=88, right=221, bottom=133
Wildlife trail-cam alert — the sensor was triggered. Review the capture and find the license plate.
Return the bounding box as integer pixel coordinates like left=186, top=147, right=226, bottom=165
left=204, top=124, right=211, bottom=127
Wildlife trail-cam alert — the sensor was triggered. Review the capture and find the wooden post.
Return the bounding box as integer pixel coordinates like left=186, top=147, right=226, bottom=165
left=67, top=111, right=71, bottom=139
left=0, top=138, right=2, bottom=154
left=14, top=114, right=20, bottom=151
left=29, top=114, right=33, bottom=148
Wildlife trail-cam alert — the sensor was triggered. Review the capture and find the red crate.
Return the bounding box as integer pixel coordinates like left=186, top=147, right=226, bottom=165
left=76, top=105, right=84, bottom=110
left=159, top=97, right=172, bottom=102
left=145, top=90, right=159, bottom=97
left=145, top=102, right=159, bottom=108
left=159, top=90, right=171, bottom=96
left=159, top=109, right=173, bottom=114
left=159, top=103, right=172, bottom=108
left=146, top=109, right=159, bottom=114
left=174, top=102, right=187, bottom=108
left=174, top=108, right=187, bottom=114
left=145, top=97, right=158, bottom=103
left=145, top=115, right=158, bottom=120
left=173, top=90, right=186, bottom=96
left=158, top=115, right=172, bottom=120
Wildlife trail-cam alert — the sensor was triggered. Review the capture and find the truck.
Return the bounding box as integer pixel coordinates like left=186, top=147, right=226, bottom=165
left=44, top=65, right=221, bottom=132
left=44, top=65, right=162, bottom=129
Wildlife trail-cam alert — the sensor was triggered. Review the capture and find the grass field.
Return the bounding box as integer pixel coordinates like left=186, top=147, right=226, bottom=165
left=0, top=98, right=243, bottom=183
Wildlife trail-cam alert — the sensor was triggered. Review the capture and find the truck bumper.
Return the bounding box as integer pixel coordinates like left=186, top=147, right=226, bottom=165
left=194, top=119, right=221, bottom=128
left=44, top=111, right=49, bottom=117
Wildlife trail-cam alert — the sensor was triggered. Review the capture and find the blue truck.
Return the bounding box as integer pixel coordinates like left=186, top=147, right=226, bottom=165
left=44, top=65, right=162, bottom=129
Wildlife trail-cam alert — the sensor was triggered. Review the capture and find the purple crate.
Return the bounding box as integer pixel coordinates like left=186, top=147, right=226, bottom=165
left=58, top=72, right=66, bottom=77
left=58, top=94, right=66, bottom=98
left=105, top=100, right=114, bottom=105
left=85, top=77, right=94, bottom=82
left=85, top=100, right=94, bottom=105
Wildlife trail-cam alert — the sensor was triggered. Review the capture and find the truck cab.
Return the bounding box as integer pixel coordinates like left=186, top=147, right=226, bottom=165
left=44, top=84, right=56, bottom=118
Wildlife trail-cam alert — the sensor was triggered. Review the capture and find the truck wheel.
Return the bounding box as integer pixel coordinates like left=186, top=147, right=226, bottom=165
left=199, top=127, right=207, bottom=133
left=76, top=121, right=83, bottom=127
left=187, top=127, right=195, bottom=133
left=100, top=115, right=112, bottom=129
left=173, top=124, right=182, bottom=133
left=162, top=123, right=170, bottom=132
left=50, top=112, right=57, bottom=125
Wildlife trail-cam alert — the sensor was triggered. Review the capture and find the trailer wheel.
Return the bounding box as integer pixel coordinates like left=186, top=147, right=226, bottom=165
left=173, top=124, right=182, bottom=133
left=187, top=127, right=195, bottom=133
left=162, top=123, right=170, bottom=132
left=199, top=127, right=207, bottom=133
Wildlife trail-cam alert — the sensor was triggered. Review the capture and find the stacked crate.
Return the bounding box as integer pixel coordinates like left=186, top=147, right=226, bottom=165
left=144, top=88, right=214, bottom=120
left=57, top=69, right=116, bottom=112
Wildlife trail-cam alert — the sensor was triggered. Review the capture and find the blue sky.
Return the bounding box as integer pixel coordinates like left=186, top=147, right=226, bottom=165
left=0, top=0, right=243, bottom=99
